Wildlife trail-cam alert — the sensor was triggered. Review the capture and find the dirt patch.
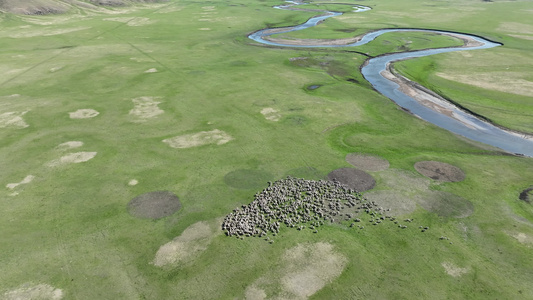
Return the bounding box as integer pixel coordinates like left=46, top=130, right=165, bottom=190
left=224, top=169, right=274, bottom=190
left=0, top=111, right=29, bottom=128
left=246, top=242, right=346, bottom=299
left=498, top=22, right=533, bottom=35
left=129, top=96, right=163, bottom=120
left=365, top=168, right=472, bottom=216
left=56, top=141, right=83, bottom=150
left=3, top=283, right=63, bottom=300
left=345, top=153, right=390, bottom=172
left=509, top=232, right=533, bottom=246
left=47, top=152, right=97, bottom=167
left=260, top=107, right=281, bottom=121
left=69, top=109, right=99, bottom=119
left=327, top=168, right=375, bottom=192
left=163, top=129, right=233, bottom=148
left=281, top=243, right=347, bottom=298
left=509, top=34, right=533, bottom=41
left=244, top=286, right=267, bottom=300
left=414, top=161, right=465, bottom=182
left=435, top=71, right=533, bottom=97
left=128, top=190, right=181, bottom=219
left=152, top=219, right=221, bottom=267
left=441, top=262, right=469, bottom=277
left=519, top=186, right=532, bottom=203
left=417, top=191, right=474, bottom=218
left=364, top=190, right=417, bottom=215
left=6, top=175, right=35, bottom=190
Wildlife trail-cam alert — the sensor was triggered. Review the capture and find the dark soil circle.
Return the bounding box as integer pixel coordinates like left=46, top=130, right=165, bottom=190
left=327, top=168, right=376, bottom=192
left=224, top=169, right=274, bottom=190
left=417, top=191, right=474, bottom=218
left=284, top=167, right=324, bottom=180
left=128, top=191, right=182, bottom=219
left=414, top=161, right=465, bottom=182
left=345, top=153, right=390, bottom=172
left=519, top=186, right=533, bottom=203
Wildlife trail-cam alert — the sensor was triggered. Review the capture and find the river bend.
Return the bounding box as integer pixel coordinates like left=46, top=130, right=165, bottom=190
left=248, top=1, right=533, bottom=157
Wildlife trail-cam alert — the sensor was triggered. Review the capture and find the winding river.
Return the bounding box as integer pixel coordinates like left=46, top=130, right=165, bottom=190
left=249, top=1, right=533, bottom=157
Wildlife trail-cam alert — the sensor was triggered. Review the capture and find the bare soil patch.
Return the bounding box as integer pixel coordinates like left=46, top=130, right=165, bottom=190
left=55, top=141, right=83, bottom=150
left=436, top=71, right=533, bottom=97
left=245, top=242, right=346, bottom=299
left=414, top=161, right=465, bottom=182
left=47, top=152, right=97, bottom=166
left=519, top=186, right=532, bottom=203
left=3, top=283, right=63, bottom=300
left=281, top=242, right=347, bottom=298
left=152, top=219, right=222, bottom=267
left=69, top=109, right=99, bottom=119
left=441, top=262, right=469, bottom=277
left=244, top=285, right=267, bottom=300
left=163, top=129, right=233, bottom=148
left=127, top=190, right=181, bottom=219
left=0, top=111, right=29, bottom=128
left=364, top=190, right=417, bottom=215
left=6, top=175, right=35, bottom=190
left=260, top=107, right=281, bottom=121
left=327, top=168, right=375, bottom=192
left=129, top=96, right=163, bottom=120
left=509, top=232, right=533, bottom=246
left=345, top=153, right=390, bottom=171
left=497, top=22, right=533, bottom=35
left=417, top=191, right=474, bottom=218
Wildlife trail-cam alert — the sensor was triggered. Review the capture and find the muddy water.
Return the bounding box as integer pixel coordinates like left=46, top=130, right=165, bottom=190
left=249, top=2, right=533, bottom=156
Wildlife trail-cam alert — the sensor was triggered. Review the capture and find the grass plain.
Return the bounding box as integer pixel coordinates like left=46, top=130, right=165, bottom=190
left=1, top=0, right=532, bottom=299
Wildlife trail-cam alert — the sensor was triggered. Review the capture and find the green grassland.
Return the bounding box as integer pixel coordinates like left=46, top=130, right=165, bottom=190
left=1, top=0, right=532, bottom=299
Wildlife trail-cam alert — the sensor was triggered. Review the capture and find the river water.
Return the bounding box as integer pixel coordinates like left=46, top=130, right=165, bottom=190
left=248, top=2, right=533, bottom=157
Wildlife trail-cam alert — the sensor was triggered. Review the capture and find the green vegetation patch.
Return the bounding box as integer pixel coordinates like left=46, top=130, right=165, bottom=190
left=284, top=166, right=324, bottom=180
left=224, top=169, right=275, bottom=190
left=417, top=191, right=474, bottom=218
left=414, top=160, right=466, bottom=182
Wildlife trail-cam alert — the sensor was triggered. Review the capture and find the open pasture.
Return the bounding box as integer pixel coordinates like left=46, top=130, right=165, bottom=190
left=1, top=0, right=532, bottom=299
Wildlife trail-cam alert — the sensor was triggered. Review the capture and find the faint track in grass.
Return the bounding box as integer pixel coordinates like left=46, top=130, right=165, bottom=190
left=0, top=2, right=177, bottom=88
